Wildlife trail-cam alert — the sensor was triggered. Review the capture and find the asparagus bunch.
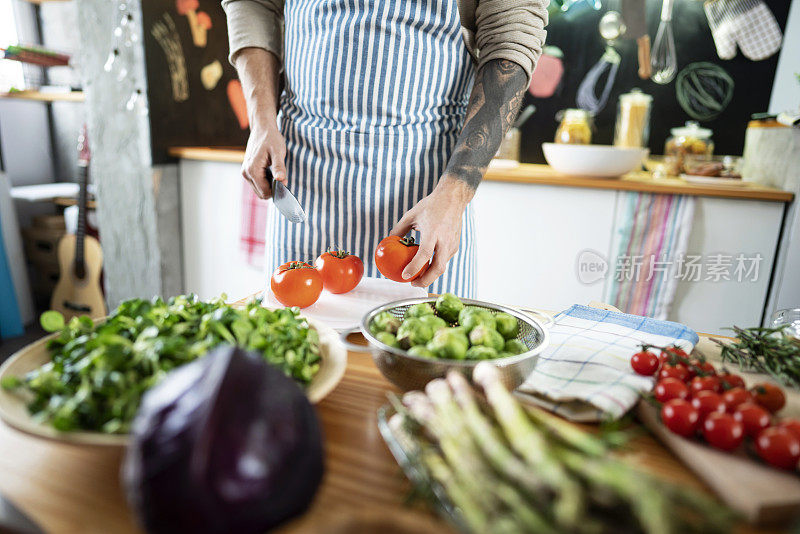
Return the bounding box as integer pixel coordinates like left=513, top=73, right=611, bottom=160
left=388, top=363, right=735, bottom=534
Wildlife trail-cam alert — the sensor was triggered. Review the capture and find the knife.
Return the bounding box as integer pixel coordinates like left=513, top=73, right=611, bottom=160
left=0, top=493, right=42, bottom=534
left=267, top=168, right=306, bottom=224
left=621, top=0, right=651, bottom=80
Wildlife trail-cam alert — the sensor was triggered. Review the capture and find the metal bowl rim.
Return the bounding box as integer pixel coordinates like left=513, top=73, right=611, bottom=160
left=360, top=297, right=550, bottom=367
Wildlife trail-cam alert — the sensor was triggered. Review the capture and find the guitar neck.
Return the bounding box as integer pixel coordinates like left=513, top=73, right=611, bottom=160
left=74, top=163, right=89, bottom=273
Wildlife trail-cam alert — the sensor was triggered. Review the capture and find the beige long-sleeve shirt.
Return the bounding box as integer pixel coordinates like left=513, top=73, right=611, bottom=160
left=222, top=0, right=548, bottom=82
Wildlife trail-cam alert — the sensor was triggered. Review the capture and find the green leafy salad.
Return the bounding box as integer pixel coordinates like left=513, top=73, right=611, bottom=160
left=1, top=295, right=320, bottom=434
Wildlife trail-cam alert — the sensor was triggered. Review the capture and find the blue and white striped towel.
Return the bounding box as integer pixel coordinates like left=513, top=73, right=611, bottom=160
left=516, top=305, right=699, bottom=422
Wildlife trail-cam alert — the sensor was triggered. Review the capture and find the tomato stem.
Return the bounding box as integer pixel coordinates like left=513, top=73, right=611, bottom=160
left=288, top=261, right=313, bottom=270
left=327, top=247, right=352, bottom=259
left=399, top=236, right=417, bottom=247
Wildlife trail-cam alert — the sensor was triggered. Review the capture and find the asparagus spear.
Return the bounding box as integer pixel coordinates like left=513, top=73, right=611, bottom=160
left=472, top=363, right=584, bottom=527
left=520, top=401, right=608, bottom=457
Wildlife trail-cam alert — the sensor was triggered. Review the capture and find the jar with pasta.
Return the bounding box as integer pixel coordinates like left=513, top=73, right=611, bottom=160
left=555, top=109, right=592, bottom=144
left=664, top=121, right=714, bottom=171
left=614, top=89, right=652, bottom=148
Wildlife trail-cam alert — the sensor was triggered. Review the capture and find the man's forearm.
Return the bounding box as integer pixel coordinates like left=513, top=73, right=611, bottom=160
left=234, top=47, right=282, bottom=124
left=444, top=59, right=528, bottom=190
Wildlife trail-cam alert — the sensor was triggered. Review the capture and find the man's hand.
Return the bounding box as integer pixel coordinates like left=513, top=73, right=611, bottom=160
left=389, top=176, right=475, bottom=288
left=234, top=47, right=286, bottom=198
left=242, top=113, right=286, bottom=198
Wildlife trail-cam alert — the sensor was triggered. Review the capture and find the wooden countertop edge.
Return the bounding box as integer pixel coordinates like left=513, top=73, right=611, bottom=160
left=168, top=147, right=794, bottom=203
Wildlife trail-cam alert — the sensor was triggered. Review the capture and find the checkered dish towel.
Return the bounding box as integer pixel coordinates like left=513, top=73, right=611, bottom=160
left=240, top=181, right=270, bottom=269
left=516, top=305, right=699, bottom=422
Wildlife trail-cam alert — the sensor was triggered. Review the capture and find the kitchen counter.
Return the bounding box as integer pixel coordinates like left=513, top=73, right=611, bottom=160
left=167, top=146, right=794, bottom=203
left=0, top=301, right=783, bottom=533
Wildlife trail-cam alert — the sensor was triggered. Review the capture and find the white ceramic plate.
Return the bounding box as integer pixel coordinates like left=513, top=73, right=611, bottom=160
left=0, top=316, right=346, bottom=447
left=681, top=173, right=744, bottom=186
left=542, top=143, right=649, bottom=178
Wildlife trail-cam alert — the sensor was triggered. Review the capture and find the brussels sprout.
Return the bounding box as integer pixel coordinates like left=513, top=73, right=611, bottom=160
left=396, top=318, right=434, bottom=349
left=419, top=314, right=448, bottom=333
left=435, top=293, right=464, bottom=323
left=460, top=309, right=496, bottom=332
left=504, top=339, right=528, bottom=355
left=427, top=328, right=469, bottom=360
left=497, top=351, right=514, bottom=359
left=370, top=311, right=400, bottom=336
left=407, top=345, right=437, bottom=359
left=495, top=312, right=519, bottom=340
left=465, top=346, right=498, bottom=360
left=376, top=331, right=400, bottom=348
left=406, top=303, right=434, bottom=319
left=468, top=325, right=505, bottom=352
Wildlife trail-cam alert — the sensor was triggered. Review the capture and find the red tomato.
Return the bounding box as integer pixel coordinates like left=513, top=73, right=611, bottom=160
left=659, top=346, right=689, bottom=365
left=631, top=351, right=659, bottom=376
left=658, top=364, right=690, bottom=382
left=751, top=383, right=786, bottom=414
left=690, top=376, right=722, bottom=395
left=374, top=236, right=429, bottom=283
left=654, top=378, right=690, bottom=403
left=719, top=372, right=746, bottom=390
left=270, top=261, right=323, bottom=308
left=756, top=427, right=800, bottom=470
left=777, top=420, right=800, bottom=441
left=733, top=403, right=772, bottom=438
left=691, top=391, right=726, bottom=421
left=661, top=399, right=700, bottom=437
left=314, top=250, right=364, bottom=294
left=688, top=359, right=716, bottom=376
left=702, top=412, right=744, bottom=452
left=722, top=387, right=753, bottom=413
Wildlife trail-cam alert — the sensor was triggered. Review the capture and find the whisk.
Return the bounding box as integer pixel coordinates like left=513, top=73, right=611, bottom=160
left=651, top=0, right=677, bottom=84
left=576, top=10, right=624, bottom=114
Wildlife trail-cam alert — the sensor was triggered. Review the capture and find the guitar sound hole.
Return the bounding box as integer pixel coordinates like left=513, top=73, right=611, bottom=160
left=63, top=301, right=92, bottom=313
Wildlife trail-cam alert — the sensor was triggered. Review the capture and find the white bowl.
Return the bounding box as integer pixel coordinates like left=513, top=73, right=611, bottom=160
left=542, top=143, right=649, bottom=178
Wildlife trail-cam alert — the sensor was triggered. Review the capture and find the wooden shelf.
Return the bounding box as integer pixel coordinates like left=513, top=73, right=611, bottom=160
left=0, top=90, right=83, bottom=102
left=22, top=0, right=72, bottom=4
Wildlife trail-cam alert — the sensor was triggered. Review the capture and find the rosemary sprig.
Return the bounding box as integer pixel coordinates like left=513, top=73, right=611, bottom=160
left=712, top=325, right=800, bottom=389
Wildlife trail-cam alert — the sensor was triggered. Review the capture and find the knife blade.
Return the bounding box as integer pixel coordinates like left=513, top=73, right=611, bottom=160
left=621, top=0, right=651, bottom=79
left=0, top=493, right=42, bottom=534
left=267, top=168, right=307, bottom=224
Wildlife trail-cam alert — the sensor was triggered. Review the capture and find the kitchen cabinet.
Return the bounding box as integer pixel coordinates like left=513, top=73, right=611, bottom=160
left=174, top=151, right=792, bottom=335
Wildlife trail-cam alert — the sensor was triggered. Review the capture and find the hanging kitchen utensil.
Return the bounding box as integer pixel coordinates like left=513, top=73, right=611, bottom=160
left=267, top=168, right=307, bottom=224
left=704, top=0, right=782, bottom=61
left=621, top=0, right=651, bottom=80
left=675, top=62, right=734, bottom=121
left=576, top=11, right=624, bottom=114
left=528, top=46, right=565, bottom=98
left=560, top=0, right=602, bottom=20
left=651, top=0, right=677, bottom=84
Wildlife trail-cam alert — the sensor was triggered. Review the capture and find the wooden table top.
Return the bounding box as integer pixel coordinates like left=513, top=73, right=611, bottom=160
left=0, top=339, right=787, bottom=533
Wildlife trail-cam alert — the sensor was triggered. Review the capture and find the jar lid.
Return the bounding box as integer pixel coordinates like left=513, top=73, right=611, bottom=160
left=619, top=88, right=652, bottom=104
left=559, top=108, right=591, bottom=121
left=670, top=121, right=712, bottom=138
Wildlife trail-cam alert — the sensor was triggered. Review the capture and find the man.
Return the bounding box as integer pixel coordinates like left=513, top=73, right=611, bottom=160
left=223, top=0, right=547, bottom=297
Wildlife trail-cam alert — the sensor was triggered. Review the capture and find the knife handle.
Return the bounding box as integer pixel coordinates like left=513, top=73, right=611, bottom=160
left=637, top=35, right=651, bottom=80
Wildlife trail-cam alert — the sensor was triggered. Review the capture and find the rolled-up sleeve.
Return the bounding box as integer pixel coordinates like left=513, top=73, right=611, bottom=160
left=474, top=0, right=548, bottom=82
left=221, top=0, right=284, bottom=65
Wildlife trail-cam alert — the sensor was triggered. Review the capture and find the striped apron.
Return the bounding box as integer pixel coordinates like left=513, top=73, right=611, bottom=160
left=265, top=0, right=477, bottom=297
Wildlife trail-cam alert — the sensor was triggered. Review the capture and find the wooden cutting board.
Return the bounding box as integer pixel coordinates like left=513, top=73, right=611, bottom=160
left=637, top=335, right=800, bottom=525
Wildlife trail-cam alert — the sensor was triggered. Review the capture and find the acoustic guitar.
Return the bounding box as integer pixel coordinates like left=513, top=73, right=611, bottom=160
left=51, top=125, right=106, bottom=320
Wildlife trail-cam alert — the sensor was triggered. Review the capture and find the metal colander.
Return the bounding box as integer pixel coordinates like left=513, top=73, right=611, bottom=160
left=344, top=297, right=551, bottom=391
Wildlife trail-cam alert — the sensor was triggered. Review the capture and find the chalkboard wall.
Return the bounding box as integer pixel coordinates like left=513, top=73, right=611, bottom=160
left=520, top=0, right=791, bottom=163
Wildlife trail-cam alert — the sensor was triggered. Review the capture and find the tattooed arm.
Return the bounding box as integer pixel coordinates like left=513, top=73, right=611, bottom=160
left=390, top=59, right=528, bottom=287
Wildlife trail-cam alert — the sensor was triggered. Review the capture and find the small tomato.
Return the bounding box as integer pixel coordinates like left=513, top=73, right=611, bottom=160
left=270, top=261, right=323, bottom=308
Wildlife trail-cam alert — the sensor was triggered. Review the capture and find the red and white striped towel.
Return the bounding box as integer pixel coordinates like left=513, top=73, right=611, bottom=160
left=240, top=181, right=270, bottom=269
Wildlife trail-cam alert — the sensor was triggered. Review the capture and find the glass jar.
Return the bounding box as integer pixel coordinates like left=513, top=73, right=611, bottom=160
left=614, top=89, right=652, bottom=148
left=555, top=109, right=592, bottom=144
left=664, top=121, right=714, bottom=172
left=494, top=127, right=522, bottom=162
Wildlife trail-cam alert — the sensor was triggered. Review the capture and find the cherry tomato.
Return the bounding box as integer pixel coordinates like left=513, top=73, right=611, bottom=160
left=756, top=427, right=800, bottom=470
left=654, top=378, right=690, bottom=403
left=733, top=403, right=772, bottom=438
left=690, top=375, right=722, bottom=395
left=270, top=261, right=323, bottom=308
left=688, top=359, right=716, bottom=376
left=659, top=346, right=689, bottom=365
left=751, top=383, right=786, bottom=414
left=314, top=249, right=364, bottom=294
left=631, top=351, right=659, bottom=376
left=661, top=399, right=700, bottom=437
left=777, top=419, right=800, bottom=441
left=658, top=364, right=690, bottom=382
left=719, top=372, right=746, bottom=390
left=691, top=391, right=726, bottom=421
left=722, top=387, right=753, bottom=413
left=702, top=412, right=744, bottom=452
left=374, top=236, right=429, bottom=283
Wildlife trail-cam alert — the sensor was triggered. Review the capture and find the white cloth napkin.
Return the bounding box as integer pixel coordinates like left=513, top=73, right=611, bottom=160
left=516, top=305, right=699, bottom=422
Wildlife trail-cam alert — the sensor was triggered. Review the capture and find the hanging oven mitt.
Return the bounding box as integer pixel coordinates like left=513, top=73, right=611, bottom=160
left=704, top=0, right=737, bottom=60
left=528, top=46, right=565, bottom=98
left=704, top=0, right=782, bottom=61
